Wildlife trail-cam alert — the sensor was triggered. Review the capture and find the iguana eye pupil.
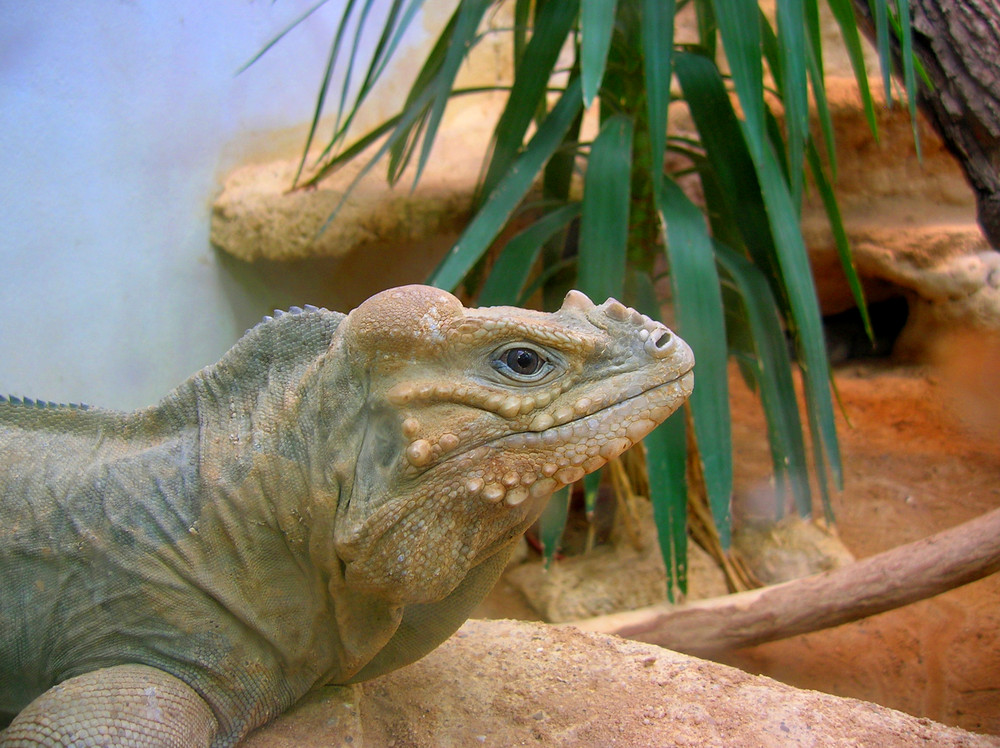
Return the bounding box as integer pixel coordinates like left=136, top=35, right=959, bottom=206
left=504, top=348, right=543, bottom=375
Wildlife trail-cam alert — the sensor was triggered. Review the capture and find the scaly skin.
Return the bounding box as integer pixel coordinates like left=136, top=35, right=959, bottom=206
left=0, top=285, right=694, bottom=746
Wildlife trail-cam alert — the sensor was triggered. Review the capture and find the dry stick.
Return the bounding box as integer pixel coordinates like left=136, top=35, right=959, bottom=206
left=571, top=506, right=1000, bottom=657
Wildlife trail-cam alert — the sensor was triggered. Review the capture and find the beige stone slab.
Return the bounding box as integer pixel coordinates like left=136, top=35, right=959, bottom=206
left=246, top=618, right=999, bottom=747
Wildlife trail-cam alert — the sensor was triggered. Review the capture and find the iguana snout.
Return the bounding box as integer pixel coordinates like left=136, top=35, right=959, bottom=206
left=332, top=285, right=693, bottom=604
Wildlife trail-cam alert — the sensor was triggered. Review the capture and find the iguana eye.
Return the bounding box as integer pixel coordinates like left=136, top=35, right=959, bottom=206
left=492, top=345, right=551, bottom=381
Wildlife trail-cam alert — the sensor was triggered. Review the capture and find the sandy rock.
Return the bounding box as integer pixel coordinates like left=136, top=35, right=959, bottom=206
left=733, top=515, right=855, bottom=585
left=796, top=77, right=999, bottom=358
left=245, top=619, right=999, bottom=747
left=505, top=499, right=729, bottom=621
left=208, top=92, right=508, bottom=263
left=210, top=152, right=473, bottom=262
left=865, top=249, right=1000, bottom=356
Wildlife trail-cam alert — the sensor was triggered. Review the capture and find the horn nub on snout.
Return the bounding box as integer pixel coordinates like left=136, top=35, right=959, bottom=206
left=597, top=297, right=682, bottom=361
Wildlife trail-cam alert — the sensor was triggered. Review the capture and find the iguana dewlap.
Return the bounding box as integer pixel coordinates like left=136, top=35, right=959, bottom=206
left=0, top=285, right=693, bottom=746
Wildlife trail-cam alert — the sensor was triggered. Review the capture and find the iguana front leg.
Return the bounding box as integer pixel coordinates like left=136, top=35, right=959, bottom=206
left=1, top=664, right=218, bottom=747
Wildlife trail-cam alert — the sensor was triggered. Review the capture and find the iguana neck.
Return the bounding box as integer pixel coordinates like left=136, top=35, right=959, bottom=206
left=186, top=308, right=351, bottom=561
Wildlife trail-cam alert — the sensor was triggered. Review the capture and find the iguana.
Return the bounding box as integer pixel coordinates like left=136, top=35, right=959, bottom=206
left=0, top=285, right=694, bottom=747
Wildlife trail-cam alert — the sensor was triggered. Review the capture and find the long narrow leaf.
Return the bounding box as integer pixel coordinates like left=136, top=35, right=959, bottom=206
left=627, top=268, right=688, bottom=598
left=775, top=0, right=809, bottom=206
left=313, top=80, right=441, bottom=233
left=674, top=52, right=783, bottom=296
left=658, top=177, right=732, bottom=546
left=539, top=486, right=571, bottom=568
left=676, top=50, right=841, bottom=519
left=581, top=0, right=617, bottom=107
left=755, top=145, right=843, bottom=508
left=578, top=115, right=634, bottom=303
left=715, top=242, right=812, bottom=516
left=694, top=0, right=717, bottom=58
left=873, top=0, right=892, bottom=105
left=825, top=0, right=879, bottom=137
left=325, top=0, right=426, bottom=160
left=513, top=0, right=531, bottom=68
left=806, top=31, right=837, bottom=174
left=642, top=0, right=676, bottom=171
left=806, top=139, right=872, bottom=340
left=330, top=0, right=381, bottom=145
left=429, top=78, right=585, bottom=291
left=894, top=0, right=921, bottom=158
left=645, top=411, right=688, bottom=603
left=411, top=0, right=494, bottom=187
left=477, top=203, right=581, bottom=306
left=479, top=0, right=580, bottom=203
left=237, top=0, right=334, bottom=75
left=711, top=0, right=765, bottom=162
left=293, top=0, right=360, bottom=185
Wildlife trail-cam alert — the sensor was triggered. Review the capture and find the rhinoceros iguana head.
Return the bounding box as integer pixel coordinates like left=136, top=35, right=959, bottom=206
left=319, top=285, right=694, bottom=605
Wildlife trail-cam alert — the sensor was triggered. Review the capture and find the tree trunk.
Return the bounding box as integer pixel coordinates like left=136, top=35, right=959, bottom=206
left=852, top=0, right=1000, bottom=248
left=571, top=506, right=1000, bottom=656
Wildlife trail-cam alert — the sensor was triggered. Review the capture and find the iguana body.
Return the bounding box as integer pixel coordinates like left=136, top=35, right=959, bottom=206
left=0, top=285, right=694, bottom=746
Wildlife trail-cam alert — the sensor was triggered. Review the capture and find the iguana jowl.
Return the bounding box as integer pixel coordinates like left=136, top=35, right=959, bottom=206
left=0, top=285, right=694, bottom=746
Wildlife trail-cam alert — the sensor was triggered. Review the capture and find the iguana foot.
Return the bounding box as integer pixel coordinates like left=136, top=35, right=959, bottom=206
left=1, top=664, right=218, bottom=747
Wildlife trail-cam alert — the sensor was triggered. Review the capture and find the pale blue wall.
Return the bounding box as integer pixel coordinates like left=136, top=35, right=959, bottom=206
left=0, top=1, right=422, bottom=409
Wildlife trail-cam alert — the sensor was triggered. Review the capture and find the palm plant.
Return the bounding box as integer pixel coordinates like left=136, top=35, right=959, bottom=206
left=251, top=0, right=917, bottom=601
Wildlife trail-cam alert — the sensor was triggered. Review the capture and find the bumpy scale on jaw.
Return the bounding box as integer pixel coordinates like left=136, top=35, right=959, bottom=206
left=381, top=289, right=694, bottom=506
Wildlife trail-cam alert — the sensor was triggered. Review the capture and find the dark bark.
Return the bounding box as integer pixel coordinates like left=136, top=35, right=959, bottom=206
left=852, top=0, right=1000, bottom=248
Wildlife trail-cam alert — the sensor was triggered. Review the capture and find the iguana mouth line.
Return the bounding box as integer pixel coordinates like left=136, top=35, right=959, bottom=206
left=435, top=367, right=694, bottom=482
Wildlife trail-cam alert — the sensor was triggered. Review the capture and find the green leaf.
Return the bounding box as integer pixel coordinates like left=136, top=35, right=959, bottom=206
left=674, top=52, right=783, bottom=298
left=715, top=242, right=812, bottom=517
left=657, top=177, right=732, bottom=546
left=479, top=0, right=579, bottom=203
left=806, top=31, right=838, bottom=175
left=513, top=0, right=531, bottom=68
left=755, top=145, right=843, bottom=509
left=291, top=0, right=360, bottom=185
left=411, top=0, right=494, bottom=187
left=806, top=139, right=872, bottom=341
left=675, top=49, right=841, bottom=518
left=641, top=0, right=676, bottom=172
left=693, top=0, right=717, bottom=58
left=583, top=469, right=601, bottom=520
left=326, top=0, right=427, bottom=162
left=774, top=0, right=809, bottom=206
left=894, top=0, right=922, bottom=158
left=645, top=410, right=688, bottom=603
left=873, top=0, right=893, bottom=105
left=429, top=77, right=585, bottom=291
left=626, top=266, right=688, bottom=597
left=711, top=0, right=765, bottom=162
left=539, top=486, right=571, bottom=568
left=581, top=0, right=617, bottom=108
left=237, top=0, right=335, bottom=75
left=477, top=203, right=582, bottom=307
left=578, top=115, right=634, bottom=303
left=386, top=8, right=457, bottom=183
left=825, top=0, right=879, bottom=138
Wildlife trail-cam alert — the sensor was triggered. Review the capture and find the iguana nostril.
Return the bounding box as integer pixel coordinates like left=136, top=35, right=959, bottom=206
left=644, top=327, right=675, bottom=358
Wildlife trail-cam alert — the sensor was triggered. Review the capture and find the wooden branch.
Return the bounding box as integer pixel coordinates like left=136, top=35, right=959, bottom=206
left=570, top=507, right=1000, bottom=657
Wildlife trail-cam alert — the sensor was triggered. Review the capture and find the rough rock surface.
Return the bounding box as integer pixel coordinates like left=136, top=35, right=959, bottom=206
left=800, top=78, right=998, bottom=354
left=245, top=618, right=998, bottom=747
left=733, top=515, right=856, bottom=586
left=210, top=151, right=473, bottom=262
